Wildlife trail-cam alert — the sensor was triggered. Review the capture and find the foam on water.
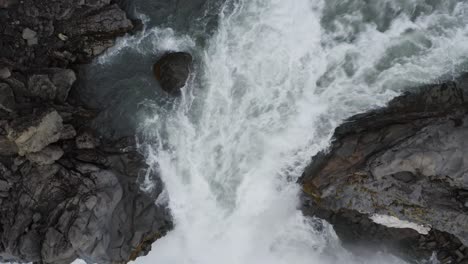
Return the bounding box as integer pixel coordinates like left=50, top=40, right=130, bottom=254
left=114, top=0, right=468, bottom=263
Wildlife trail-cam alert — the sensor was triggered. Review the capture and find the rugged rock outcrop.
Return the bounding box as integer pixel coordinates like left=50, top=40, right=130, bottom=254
left=0, top=1, right=171, bottom=263
left=0, top=134, right=171, bottom=263
left=0, top=0, right=133, bottom=68
left=153, top=52, right=193, bottom=95
left=301, top=76, right=468, bottom=263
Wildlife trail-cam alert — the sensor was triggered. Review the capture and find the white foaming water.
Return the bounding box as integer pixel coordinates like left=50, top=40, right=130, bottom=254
left=126, top=0, right=468, bottom=263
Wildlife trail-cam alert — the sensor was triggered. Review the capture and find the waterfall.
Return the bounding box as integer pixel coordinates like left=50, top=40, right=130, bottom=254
left=96, top=0, right=468, bottom=263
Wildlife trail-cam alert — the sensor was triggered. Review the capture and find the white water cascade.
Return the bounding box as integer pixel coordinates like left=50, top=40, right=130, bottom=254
left=114, top=0, right=468, bottom=263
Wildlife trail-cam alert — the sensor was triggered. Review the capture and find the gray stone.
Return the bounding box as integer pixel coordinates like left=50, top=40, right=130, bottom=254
left=51, top=69, right=76, bottom=102
left=3, top=78, right=28, bottom=97
left=81, top=0, right=111, bottom=8
left=76, top=130, right=100, bottom=149
left=42, top=228, right=77, bottom=263
left=75, top=163, right=100, bottom=174
left=60, top=124, right=77, bottom=140
left=0, top=161, right=13, bottom=179
left=0, top=67, right=11, bottom=79
left=0, top=179, right=10, bottom=192
left=26, top=145, right=64, bottom=165
left=22, top=28, right=38, bottom=46
left=64, top=4, right=132, bottom=37
left=57, top=33, right=69, bottom=41
left=33, top=213, right=41, bottom=222
left=0, top=135, right=18, bottom=156
left=7, top=109, right=63, bottom=155
left=19, top=231, right=41, bottom=261
left=0, top=83, right=15, bottom=112
left=28, top=75, right=57, bottom=101
left=392, top=171, right=416, bottom=183
left=83, top=38, right=115, bottom=57
left=68, top=170, right=122, bottom=261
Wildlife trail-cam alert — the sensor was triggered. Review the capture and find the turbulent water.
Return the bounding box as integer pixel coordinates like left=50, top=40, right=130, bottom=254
left=85, top=0, right=468, bottom=263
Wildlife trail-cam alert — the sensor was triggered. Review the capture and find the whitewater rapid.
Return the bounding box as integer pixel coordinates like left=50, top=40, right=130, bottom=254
left=95, top=0, right=468, bottom=263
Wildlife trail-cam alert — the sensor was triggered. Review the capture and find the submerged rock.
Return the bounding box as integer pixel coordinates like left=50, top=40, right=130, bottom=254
left=153, top=52, right=192, bottom=94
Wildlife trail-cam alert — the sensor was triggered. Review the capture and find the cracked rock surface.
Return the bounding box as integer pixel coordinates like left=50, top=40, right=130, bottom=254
left=301, top=75, right=468, bottom=263
left=0, top=1, right=171, bottom=263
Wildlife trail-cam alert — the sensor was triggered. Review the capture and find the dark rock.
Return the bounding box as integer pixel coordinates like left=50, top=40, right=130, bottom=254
left=392, top=171, right=416, bottom=183
left=0, top=179, right=10, bottom=192
left=3, top=78, right=27, bottom=98
left=63, top=4, right=132, bottom=36
left=76, top=130, right=100, bottom=149
left=301, top=77, right=468, bottom=261
left=28, top=75, right=57, bottom=101
left=51, top=69, right=76, bottom=102
left=80, top=0, right=111, bottom=8
left=101, top=136, right=137, bottom=154
left=7, top=109, right=63, bottom=155
left=59, top=124, right=76, bottom=140
left=0, top=1, right=170, bottom=263
left=0, top=83, right=15, bottom=112
left=153, top=52, right=193, bottom=94
left=0, top=0, right=18, bottom=8
left=0, top=139, right=170, bottom=263
left=75, top=149, right=107, bottom=165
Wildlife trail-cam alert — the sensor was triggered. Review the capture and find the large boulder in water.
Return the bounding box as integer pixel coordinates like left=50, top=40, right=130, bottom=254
left=153, top=52, right=192, bottom=95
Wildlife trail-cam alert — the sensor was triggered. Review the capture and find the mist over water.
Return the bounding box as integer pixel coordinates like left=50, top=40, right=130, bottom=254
left=86, top=0, right=468, bottom=263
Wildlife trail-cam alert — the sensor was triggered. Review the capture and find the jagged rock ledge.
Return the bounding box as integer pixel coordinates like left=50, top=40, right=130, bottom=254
left=300, top=75, right=468, bottom=263
left=0, top=1, right=171, bottom=263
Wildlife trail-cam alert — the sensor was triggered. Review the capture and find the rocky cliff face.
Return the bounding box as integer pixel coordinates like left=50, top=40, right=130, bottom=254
left=301, top=76, right=468, bottom=263
left=0, top=1, right=171, bottom=263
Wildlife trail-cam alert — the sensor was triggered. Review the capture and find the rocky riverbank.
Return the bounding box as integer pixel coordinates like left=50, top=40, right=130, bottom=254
left=2, top=0, right=468, bottom=263
left=0, top=1, right=171, bottom=263
left=301, top=76, right=468, bottom=263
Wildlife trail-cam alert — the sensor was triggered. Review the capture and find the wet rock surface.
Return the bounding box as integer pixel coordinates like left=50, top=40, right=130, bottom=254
left=0, top=1, right=171, bottom=263
left=153, top=52, right=193, bottom=95
left=300, top=76, right=468, bottom=263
